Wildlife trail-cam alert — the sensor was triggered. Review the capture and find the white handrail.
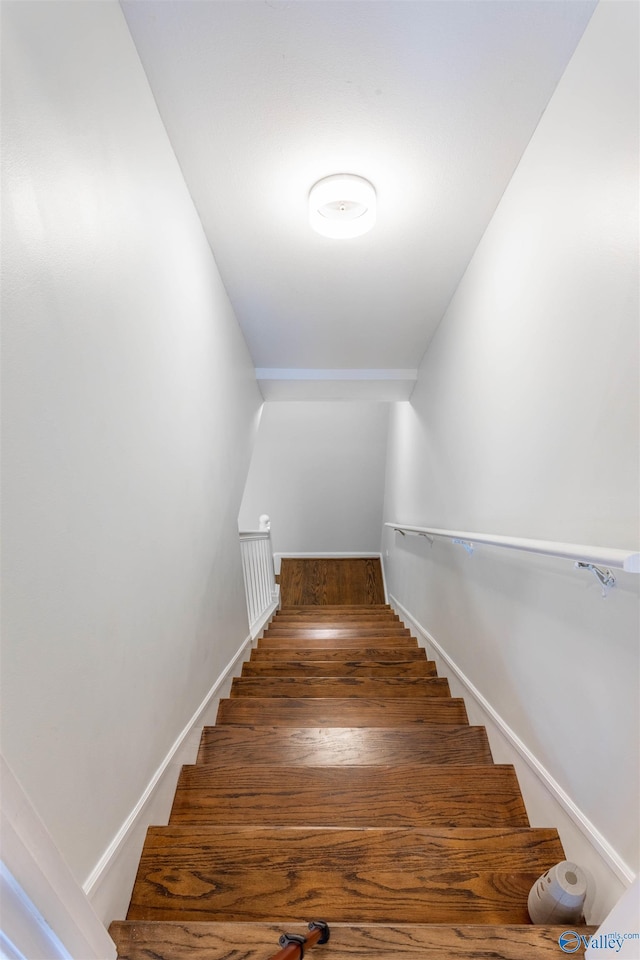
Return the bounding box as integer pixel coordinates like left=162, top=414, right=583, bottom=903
left=385, top=522, right=640, bottom=573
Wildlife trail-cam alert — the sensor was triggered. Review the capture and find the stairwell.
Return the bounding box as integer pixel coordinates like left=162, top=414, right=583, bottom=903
left=110, top=561, right=595, bottom=959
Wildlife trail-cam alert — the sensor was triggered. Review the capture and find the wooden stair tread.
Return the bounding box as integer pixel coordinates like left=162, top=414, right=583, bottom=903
left=280, top=604, right=392, bottom=610
left=272, top=606, right=400, bottom=621
left=196, top=725, right=493, bottom=766
left=217, top=697, right=468, bottom=726
left=110, top=921, right=597, bottom=960
left=274, top=613, right=400, bottom=621
left=263, top=625, right=412, bottom=637
left=170, top=764, right=528, bottom=827
left=251, top=646, right=428, bottom=661
left=241, top=659, right=438, bottom=677
left=126, top=825, right=564, bottom=924
left=230, top=676, right=450, bottom=698
left=269, top=622, right=407, bottom=631
left=257, top=636, right=419, bottom=649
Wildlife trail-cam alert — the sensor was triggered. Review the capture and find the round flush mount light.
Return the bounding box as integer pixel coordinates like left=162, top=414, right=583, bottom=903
left=309, top=174, right=376, bottom=239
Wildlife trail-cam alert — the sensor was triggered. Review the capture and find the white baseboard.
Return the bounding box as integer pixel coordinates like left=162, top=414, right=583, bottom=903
left=83, top=632, right=254, bottom=925
left=273, top=551, right=383, bottom=576
left=390, top=594, right=634, bottom=922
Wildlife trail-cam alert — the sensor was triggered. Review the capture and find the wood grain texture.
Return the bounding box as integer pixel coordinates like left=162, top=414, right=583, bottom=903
left=250, top=646, right=428, bottom=662
left=279, top=559, right=385, bottom=606
left=281, top=604, right=392, bottom=611
left=110, top=921, right=597, bottom=960
left=169, top=765, right=528, bottom=827
left=230, top=676, right=450, bottom=699
left=273, top=612, right=400, bottom=622
left=257, top=636, right=418, bottom=649
left=241, top=659, right=438, bottom=677
left=121, top=576, right=556, bottom=952
left=263, top=625, right=412, bottom=637
left=126, top=826, right=564, bottom=924
left=195, top=725, right=494, bottom=767
left=272, top=618, right=400, bottom=629
left=216, top=697, right=468, bottom=726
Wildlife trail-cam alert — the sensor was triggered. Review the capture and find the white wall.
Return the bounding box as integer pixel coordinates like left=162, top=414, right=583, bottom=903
left=1, top=0, right=262, bottom=914
left=383, top=0, right=639, bottom=921
left=239, top=401, right=389, bottom=556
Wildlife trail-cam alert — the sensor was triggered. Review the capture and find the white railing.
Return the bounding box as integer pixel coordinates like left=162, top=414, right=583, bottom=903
left=239, top=523, right=279, bottom=637
left=385, top=522, right=640, bottom=595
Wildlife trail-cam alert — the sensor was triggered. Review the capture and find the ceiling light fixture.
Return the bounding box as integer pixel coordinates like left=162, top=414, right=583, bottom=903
left=308, top=174, right=376, bottom=239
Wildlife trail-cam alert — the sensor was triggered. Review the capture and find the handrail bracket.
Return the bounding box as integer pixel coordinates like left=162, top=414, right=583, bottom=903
left=452, top=537, right=474, bottom=555
left=575, top=561, right=616, bottom=598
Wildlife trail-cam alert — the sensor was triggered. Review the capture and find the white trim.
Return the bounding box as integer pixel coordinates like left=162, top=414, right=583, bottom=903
left=379, top=552, right=390, bottom=604
left=0, top=755, right=116, bottom=959
left=256, top=368, right=417, bottom=381
left=390, top=593, right=636, bottom=887
left=83, top=632, right=253, bottom=920
left=386, top=522, right=640, bottom=573
left=273, top=551, right=383, bottom=576
left=0, top=862, right=72, bottom=959
left=249, top=594, right=280, bottom=639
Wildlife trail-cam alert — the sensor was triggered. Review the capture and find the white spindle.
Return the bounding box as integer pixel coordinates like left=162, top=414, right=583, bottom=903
left=239, top=523, right=279, bottom=637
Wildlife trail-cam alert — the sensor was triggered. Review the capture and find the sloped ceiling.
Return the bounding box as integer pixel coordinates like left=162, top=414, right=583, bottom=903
left=121, top=0, right=596, bottom=400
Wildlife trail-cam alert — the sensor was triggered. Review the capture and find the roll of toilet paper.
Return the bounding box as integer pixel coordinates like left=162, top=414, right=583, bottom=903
left=528, top=861, right=588, bottom=924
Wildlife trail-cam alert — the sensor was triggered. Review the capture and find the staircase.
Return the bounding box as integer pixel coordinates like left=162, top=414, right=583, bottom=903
left=110, top=597, right=594, bottom=958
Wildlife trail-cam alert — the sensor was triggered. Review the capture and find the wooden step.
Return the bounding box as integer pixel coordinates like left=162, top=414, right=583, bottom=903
left=126, top=825, right=564, bottom=923
left=250, top=646, right=428, bottom=661
left=280, top=604, right=392, bottom=611
left=263, top=625, right=411, bottom=637
left=196, top=725, right=494, bottom=766
left=110, top=921, right=597, bottom=960
left=262, top=625, right=414, bottom=636
left=217, top=697, right=468, bottom=726
left=275, top=606, right=399, bottom=615
left=257, top=636, right=419, bottom=649
left=170, top=765, right=528, bottom=827
left=230, top=676, right=450, bottom=698
left=241, top=659, right=438, bottom=677
left=273, top=613, right=401, bottom=623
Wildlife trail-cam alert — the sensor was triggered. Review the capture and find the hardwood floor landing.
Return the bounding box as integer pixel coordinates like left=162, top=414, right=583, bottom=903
left=279, top=557, right=385, bottom=605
